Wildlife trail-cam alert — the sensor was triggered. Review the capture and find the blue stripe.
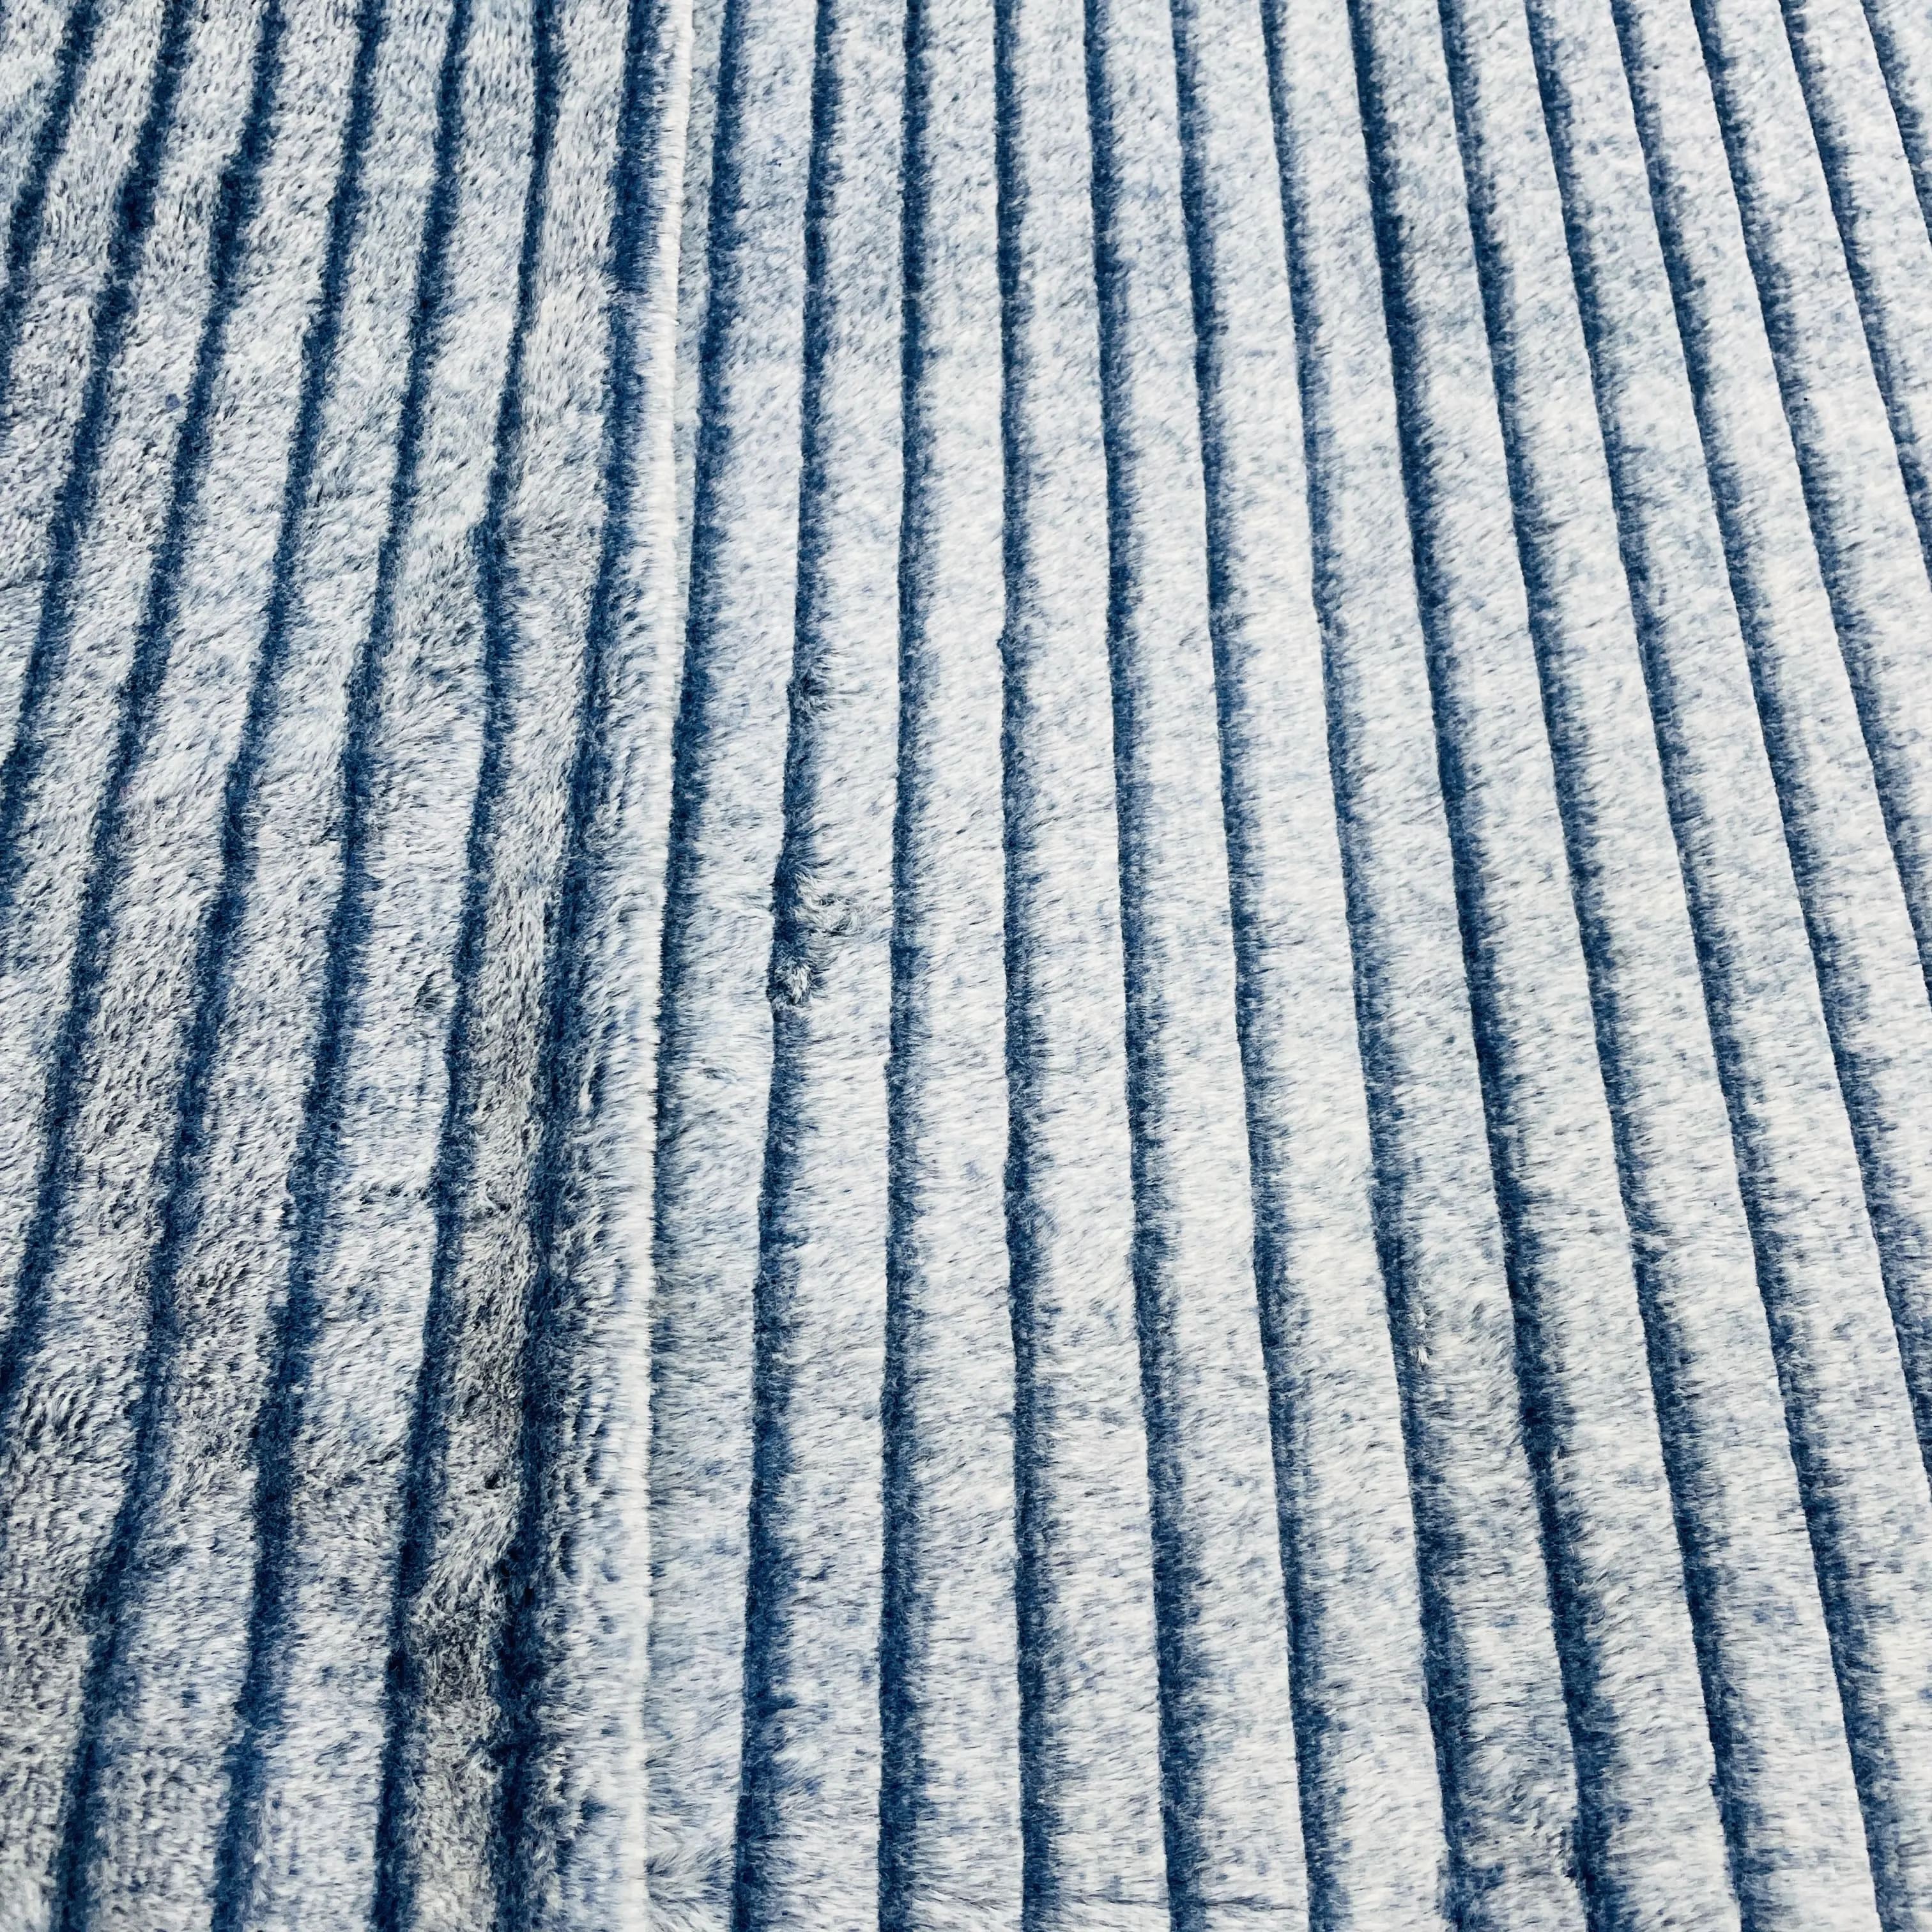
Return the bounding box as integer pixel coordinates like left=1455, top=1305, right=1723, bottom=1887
left=1681, top=0, right=1932, bottom=1000
left=1345, top=1, right=1604, bottom=1919
left=1334, top=6, right=1506, bottom=1917
left=1080, top=2, right=1218, bottom=1919
left=990, top=0, right=1054, bottom=1915
left=1514, top=6, right=1768, bottom=1916
left=1167, top=6, right=1338, bottom=1922
left=877, top=0, right=935, bottom=1914
left=1775, top=0, right=1932, bottom=586
left=1857, top=0, right=1932, bottom=252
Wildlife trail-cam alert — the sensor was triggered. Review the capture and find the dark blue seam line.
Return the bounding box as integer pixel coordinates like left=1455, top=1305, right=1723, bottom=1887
left=730, top=0, right=842, bottom=1920
left=0, top=0, right=192, bottom=957
left=1680, top=0, right=1932, bottom=1009
left=486, top=1, right=671, bottom=1924
left=1773, top=0, right=1932, bottom=675
left=1346, top=3, right=1601, bottom=1927
left=1081, top=1, right=1204, bottom=1926
left=879, top=0, right=935, bottom=1917
left=491, top=0, right=672, bottom=1916
left=1855, top=0, right=1932, bottom=260
left=1604, top=0, right=1906, bottom=1919
left=1165, top=3, right=1333, bottom=1924
left=204, top=0, right=477, bottom=1922
left=0, top=0, right=101, bottom=443
left=990, top=0, right=1050, bottom=1919
left=369, top=0, right=562, bottom=1924
left=0, top=0, right=241, bottom=1458
left=1253, top=1, right=1466, bottom=1920
left=1439, top=1, right=1752, bottom=1922
left=40, top=0, right=384, bottom=1924
left=1512, top=7, right=1757, bottom=1924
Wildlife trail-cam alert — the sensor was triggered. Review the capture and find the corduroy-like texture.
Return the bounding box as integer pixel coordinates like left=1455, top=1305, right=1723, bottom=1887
left=1, top=0, right=1930, bottom=1926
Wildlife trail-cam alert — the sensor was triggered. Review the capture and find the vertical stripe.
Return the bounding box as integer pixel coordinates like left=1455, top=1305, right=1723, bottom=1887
left=994, top=0, right=1166, bottom=1922
left=366, top=0, right=576, bottom=1921
left=0, top=16, right=282, bottom=1923
left=128, top=6, right=470, bottom=1926
left=0, top=0, right=195, bottom=935
left=365, top=0, right=631, bottom=1921
left=1860, top=0, right=1932, bottom=243
left=879, top=0, right=1022, bottom=1920
left=1397, top=0, right=1747, bottom=1914
left=1778, top=0, right=1932, bottom=582
left=667, top=0, right=724, bottom=661
left=0, top=0, right=169, bottom=781
left=1724, top=0, right=1932, bottom=1485
left=0, top=0, right=79, bottom=220
left=993, top=0, right=1162, bottom=1920
left=0, top=0, right=187, bottom=1310
left=21, top=1, right=378, bottom=1924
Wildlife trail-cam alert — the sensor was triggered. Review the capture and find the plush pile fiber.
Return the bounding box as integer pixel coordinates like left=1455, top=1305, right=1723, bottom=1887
left=1, top=0, right=1931, bottom=1926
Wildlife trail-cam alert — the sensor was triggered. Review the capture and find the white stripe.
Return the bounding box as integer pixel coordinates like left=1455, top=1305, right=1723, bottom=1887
left=121, top=0, right=466, bottom=1916
left=999, top=0, right=1165, bottom=1921
left=378, top=0, right=630, bottom=1915
left=883, top=0, right=1022, bottom=1918
left=0, top=0, right=194, bottom=1319
left=0, top=0, right=74, bottom=229
left=1692, top=0, right=1932, bottom=983
left=734, top=1, right=904, bottom=1913
left=0, top=1, right=305, bottom=1923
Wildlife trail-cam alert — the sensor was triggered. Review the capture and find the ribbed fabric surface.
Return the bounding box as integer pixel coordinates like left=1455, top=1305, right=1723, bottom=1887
left=1, top=0, right=1930, bottom=1926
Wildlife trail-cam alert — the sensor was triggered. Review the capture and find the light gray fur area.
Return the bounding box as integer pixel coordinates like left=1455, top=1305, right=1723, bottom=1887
left=3, top=0, right=1932, bottom=1927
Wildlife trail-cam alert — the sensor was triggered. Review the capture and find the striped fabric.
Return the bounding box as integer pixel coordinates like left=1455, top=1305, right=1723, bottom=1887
left=1, top=0, right=1930, bottom=1926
